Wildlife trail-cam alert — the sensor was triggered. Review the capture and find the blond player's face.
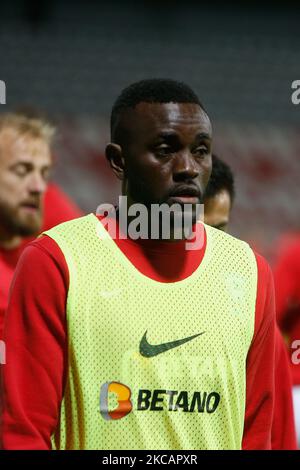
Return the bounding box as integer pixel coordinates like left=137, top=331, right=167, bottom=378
left=0, top=128, right=52, bottom=237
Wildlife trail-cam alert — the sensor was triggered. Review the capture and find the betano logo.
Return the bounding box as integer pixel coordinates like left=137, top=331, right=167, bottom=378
left=99, top=381, right=221, bottom=421
left=100, top=381, right=132, bottom=420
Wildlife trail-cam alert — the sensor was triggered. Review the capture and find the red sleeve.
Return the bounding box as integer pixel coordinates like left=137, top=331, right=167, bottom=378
left=0, top=236, right=68, bottom=450
left=242, top=252, right=276, bottom=450
left=271, top=328, right=297, bottom=450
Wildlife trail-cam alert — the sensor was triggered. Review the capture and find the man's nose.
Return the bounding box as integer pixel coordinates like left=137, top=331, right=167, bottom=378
left=173, top=151, right=199, bottom=181
left=28, top=172, right=47, bottom=194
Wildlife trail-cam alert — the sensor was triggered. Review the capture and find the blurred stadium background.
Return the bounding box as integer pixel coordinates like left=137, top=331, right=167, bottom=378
left=1, top=0, right=300, bottom=261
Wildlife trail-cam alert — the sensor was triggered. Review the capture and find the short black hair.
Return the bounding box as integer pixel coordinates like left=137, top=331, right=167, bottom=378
left=204, top=154, right=235, bottom=203
left=111, top=78, right=205, bottom=140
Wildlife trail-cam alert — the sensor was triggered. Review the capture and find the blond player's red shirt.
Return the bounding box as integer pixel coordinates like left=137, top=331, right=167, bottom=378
left=0, top=218, right=297, bottom=449
left=42, top=183, right=83, bottom=231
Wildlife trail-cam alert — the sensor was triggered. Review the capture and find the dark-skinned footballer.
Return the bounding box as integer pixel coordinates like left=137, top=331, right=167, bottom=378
left=1, top=79, right=276, bottom=450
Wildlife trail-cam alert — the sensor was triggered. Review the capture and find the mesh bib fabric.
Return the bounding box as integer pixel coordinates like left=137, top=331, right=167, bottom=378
left=44, top=214, right=257, bottom=450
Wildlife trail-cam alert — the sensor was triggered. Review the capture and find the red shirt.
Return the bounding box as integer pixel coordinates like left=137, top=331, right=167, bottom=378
left=42, top=183, right=83, bottom=231
left=0, top=240, right=31, bottom=338
left=272, top=328, right=297, bottom=449
left=0, top=217, right=295, bottom=449
left=273, top=236, right=300, bottom=385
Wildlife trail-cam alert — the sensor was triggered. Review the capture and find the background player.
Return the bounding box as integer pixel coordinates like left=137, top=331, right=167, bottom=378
left=204, top=154, right=297, bottom=450
left=273, top=236, right=300, bottom=446
left=0, top=113, right=83, bottom=339
left=0, top=113, right=54, bottom=338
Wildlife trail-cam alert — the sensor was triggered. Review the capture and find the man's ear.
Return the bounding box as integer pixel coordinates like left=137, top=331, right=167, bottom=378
left=105, top=143, right=125, bottom=181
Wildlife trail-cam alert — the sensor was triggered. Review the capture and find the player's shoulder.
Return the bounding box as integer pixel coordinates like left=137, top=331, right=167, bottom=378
left=204, top=223, right=251, bottom=251
left=252, top=250, right=273, bottom=287
left=10, top=234, right=68, bottom=286
left=204, top=224, right=271, bottom=275
left=24, top=215, right=93, bottom=265
left=26, top=233, right=66, bottom=266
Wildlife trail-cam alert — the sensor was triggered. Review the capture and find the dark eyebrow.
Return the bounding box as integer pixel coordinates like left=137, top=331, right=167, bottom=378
left=155, top=131, right=211, bottom=141
left=156, top=131, right=179, bottom=139
left=195, top=132, right=211, bottom=141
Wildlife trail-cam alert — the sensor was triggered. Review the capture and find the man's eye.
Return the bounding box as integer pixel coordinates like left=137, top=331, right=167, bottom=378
left=155, top=145, right=172, bottom=156
left=12, top=164, right=29, bottom=177
left=194, top=146, right=208, bottom=156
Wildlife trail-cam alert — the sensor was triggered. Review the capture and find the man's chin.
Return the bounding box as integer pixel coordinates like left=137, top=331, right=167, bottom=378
left=17, top=224, right=42, bottom=237
left=164, top=200, right=203, bottom=221
left=14, top=215, right=43, bottom=237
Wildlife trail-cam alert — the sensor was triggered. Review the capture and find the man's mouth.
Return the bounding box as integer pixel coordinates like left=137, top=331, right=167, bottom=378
left=168, top=186, right=201, bottom=205
left=170, top=195, right=199, bottom=204
left=20, top=202, right=40, bottom=213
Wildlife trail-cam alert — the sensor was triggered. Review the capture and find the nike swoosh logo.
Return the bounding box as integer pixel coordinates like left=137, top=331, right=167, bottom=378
left=139, top=330, right=205, bottom=358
